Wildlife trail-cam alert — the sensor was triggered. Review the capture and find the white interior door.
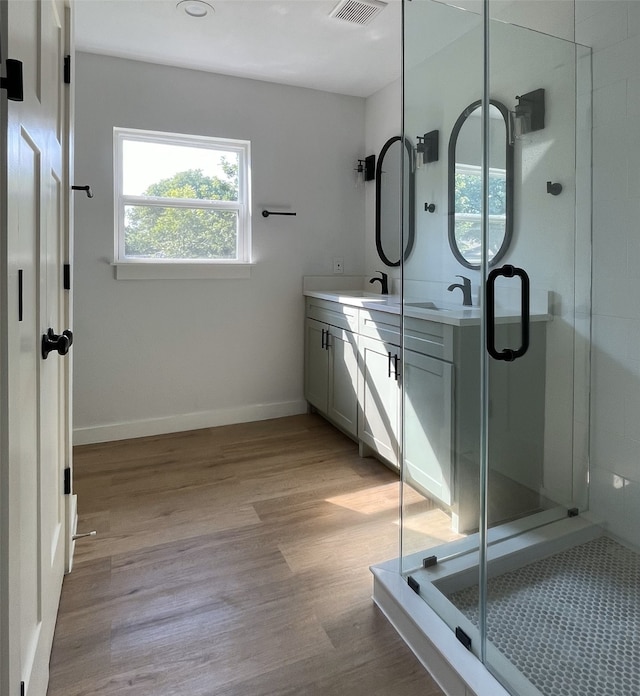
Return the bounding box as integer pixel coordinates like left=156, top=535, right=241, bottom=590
left=2, top=1, right=72, bottom=695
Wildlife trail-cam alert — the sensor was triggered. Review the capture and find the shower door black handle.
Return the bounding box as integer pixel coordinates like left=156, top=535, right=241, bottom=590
left=486, top=264, right=530, bottom=362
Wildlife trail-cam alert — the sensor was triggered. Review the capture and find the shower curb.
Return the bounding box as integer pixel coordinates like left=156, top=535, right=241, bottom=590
left=371, top=561, right=510, bottom=696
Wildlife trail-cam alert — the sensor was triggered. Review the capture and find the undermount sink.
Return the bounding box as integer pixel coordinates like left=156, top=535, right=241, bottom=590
left=337, top=291, right=386, bottom=299
left=333, top=292, right=399, bottom=305
left=334, top=294, right=465, bottom=311
left=405, top=301, right=453, bottom=311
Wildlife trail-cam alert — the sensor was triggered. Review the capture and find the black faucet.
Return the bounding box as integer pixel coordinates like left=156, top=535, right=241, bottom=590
left=447, top=275, right=472, bottom=306
left=369, top=271, right=389, bottom=295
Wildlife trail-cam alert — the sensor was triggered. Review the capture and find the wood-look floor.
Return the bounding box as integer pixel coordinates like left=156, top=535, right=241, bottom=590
left=47, top=414, right=445, bottom=696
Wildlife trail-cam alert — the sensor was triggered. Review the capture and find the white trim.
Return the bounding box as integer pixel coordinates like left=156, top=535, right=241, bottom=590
left=72, top=399, right=308, bottom=445
left=113, top=261, right=254, bottom=280
left=122, top=195, right=241, bottom=211
left=65, top=494, right=78, bottom=574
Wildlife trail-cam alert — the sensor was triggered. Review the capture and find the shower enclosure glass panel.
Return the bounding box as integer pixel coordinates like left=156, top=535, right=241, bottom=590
left=400, top=1, right=592, bottom=694
left=400, top=0, right=484, bottom=648
left=478, top=17, right=592, bottom=695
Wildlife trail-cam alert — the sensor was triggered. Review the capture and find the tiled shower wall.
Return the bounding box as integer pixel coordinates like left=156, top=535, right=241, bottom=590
left=577, top=0, right=640, bottom=543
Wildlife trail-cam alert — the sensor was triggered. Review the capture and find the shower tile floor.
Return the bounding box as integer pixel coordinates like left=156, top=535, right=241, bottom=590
left=448, top=536, right=640, bottom=696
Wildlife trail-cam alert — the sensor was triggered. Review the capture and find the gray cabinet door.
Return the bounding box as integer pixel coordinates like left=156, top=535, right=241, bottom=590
left=327, top=327, right=358, bottom=437
left=403, top=349, right=454, bottom=506
left=358, top=336, right=400, bottom=466
left=304, top=318, right=329, bottom=412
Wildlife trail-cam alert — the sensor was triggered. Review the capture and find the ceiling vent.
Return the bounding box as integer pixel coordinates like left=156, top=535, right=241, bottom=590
left=329, top=0, right=387, bottom=26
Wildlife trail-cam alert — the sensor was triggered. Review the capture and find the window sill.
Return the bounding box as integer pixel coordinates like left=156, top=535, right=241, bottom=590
left=112, top=261, right=254, bottom=280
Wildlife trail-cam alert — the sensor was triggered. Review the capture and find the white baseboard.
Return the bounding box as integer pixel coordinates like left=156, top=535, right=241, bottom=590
left=73, top=399, right=308, bottom=445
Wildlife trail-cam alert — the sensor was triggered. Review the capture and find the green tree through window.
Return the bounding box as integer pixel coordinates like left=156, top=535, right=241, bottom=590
left=124, top=161, right=239, bottom=260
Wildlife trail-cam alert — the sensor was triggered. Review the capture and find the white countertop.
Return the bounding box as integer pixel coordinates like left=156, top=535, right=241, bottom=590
left=303, top=289, right=551, bottom=327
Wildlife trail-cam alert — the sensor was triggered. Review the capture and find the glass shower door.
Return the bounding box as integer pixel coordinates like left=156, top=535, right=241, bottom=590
left=400, top=0, right=485, bottom=651
left=400, top=1, right=592, bottom=692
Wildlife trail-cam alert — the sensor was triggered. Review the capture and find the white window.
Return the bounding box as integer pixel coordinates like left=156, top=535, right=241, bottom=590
left=113, top=128, right=252, bottom=279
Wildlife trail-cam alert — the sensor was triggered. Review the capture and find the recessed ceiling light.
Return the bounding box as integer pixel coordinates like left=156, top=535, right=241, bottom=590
left=176, top=0, right=214, bottom=18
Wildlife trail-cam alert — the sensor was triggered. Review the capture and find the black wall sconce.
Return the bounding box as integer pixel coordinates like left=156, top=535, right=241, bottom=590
left=415, top=130, right=439, bottom=168
left=513, top=88, right=545, bottom=136
left=365, top=154, right=375, bottom=181
left=355, top=155, right=376, bottom=182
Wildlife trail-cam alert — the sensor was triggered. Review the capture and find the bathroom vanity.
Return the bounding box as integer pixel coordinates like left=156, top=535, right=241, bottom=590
left=304, top=290, right=549, bottom=533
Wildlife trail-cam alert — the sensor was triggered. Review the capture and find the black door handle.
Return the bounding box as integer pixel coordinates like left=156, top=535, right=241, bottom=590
left=42, top=328, right=73, bottom=359
left=387, top=352, right=400, bottom=380
left=486, top=264, right=530, bottom=362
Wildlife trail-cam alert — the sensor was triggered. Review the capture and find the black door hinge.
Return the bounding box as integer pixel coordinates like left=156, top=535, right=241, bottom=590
left=21, top=681, right=25, bottom=696
left=64, top=55, right=71, bottom=84
left=455, top=626, right=472, bottom=651
left=18, top=269, right=23, bottom=321
left=64, top=467, right=71, bottom=495
left=1, top=59, right=24, bottom=101
left=63, top=263, right=71, bottom=290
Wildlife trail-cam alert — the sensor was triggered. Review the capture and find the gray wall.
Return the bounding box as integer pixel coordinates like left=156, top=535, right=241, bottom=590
left=364, top=79, right=402, bottom=288
left=73, top=52, right=366, bottom=443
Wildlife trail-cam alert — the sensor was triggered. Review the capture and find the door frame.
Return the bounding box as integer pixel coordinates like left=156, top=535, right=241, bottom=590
left=62, top=1, right=77, bottom=572
left=0, top=0, right=20, bottom=691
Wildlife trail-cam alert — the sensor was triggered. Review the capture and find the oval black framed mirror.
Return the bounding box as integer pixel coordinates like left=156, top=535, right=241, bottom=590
left=376, top=136, right=415, bottom=267
left=448, top=99, right=513, bottom=269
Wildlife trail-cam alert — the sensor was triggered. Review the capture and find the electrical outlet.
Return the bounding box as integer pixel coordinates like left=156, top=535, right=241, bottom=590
left=333, top=257, right=344, bottom=274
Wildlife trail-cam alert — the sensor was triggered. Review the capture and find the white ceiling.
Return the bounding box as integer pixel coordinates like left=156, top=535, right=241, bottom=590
left=74, top=0, right=403, bottom=98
